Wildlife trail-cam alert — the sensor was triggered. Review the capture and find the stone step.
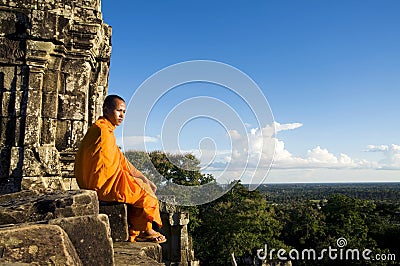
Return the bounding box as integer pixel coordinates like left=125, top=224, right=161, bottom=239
left=113, top=242, right=165, bottom=266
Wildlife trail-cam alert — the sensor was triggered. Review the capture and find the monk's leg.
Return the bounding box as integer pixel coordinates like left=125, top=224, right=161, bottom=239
left=127, top=205, right=148, bottom=242
left=127, top=195, right=165, bottom=243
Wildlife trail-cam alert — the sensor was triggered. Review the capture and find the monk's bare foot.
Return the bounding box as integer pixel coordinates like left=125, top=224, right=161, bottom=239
left=137, top=229, right=166, bottom=243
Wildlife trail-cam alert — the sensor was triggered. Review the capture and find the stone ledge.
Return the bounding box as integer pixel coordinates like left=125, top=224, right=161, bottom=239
left=0, top=189, right=99, bottom=225
left=113, top=242, right=164, bottom=266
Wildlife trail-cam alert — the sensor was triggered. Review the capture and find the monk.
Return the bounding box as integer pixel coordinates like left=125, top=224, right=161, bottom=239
left=74, top=94, right=166, bottom=243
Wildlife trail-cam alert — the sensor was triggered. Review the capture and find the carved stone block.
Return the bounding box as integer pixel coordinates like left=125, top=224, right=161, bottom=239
left=89, top=85, right=105, bottom=124
left=168, top=212, right=190, bottom=226
left=11, top=146, right=62, bottom=178
left=23, top=115, right=41, bottom=146
left=42, top=92, right=58, bottom=118
left=62, top=176, right=79, bottom=190
left=30, top=10, right=58, bottom=40
left=36, top=0, right=65, bottom=11
left=0, top=66, right=18, bottom=90
left=63, top=61, right=91, bottom=94
left=41, top=117, right=57, bottom=144
left=55, top=119, right=71, bottom=151
left=21, top=148, right=42, bottom=177
left=0, top=0, right=36, bottom=10
left=26, top=71, right=43, bottom=92
left=36, top=146, right=62, bottom=175
left=113, top=242, right=164, bottom=265
left=42, top=69, right=60, bottom=93
left=0, top=224, right=82, bottom=265
left=71, top=120, right=86, bottom=149
left=9, top=146, right=22, bottom=178
left=1, top=91, right=27, bottom=117
left=99, top=202, right=129, bottom=242
left=0, top=189, right=99, bottom=224
left=26, top=89, right=41, bottom=116
left=21, top=176, right=66, bottom=191
left=49, top=214, right=114, bottom=266
left=159, top=207, right=198, bottom=265
left=0, top=38, right=26, bottom=64
left=72, top=6, right=101, bottom=22
left=0, top=10, right=19, bottom=36
left=58, top=93, right=86, bottom=120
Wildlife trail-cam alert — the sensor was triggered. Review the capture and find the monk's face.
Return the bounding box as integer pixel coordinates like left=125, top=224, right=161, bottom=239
left=104, top=99, right=126, bottom=126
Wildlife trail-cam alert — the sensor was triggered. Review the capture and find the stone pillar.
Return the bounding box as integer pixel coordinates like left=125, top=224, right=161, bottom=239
left=158, top=199, right=200, bottom=266
left=0, top=0, right=112, bottom=194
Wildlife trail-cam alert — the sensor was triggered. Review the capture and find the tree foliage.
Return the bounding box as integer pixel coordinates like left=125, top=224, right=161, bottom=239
left=193, top=181, right=287, bottom=265
left=125, top=150, right=399, bottom=266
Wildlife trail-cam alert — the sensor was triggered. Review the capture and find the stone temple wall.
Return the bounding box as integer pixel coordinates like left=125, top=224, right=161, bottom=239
left=0, top=0, right=112, bottom=194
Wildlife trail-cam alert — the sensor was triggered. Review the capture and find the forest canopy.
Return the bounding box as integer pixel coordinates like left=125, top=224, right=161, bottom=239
left=126, top=150, right=399, bottom=266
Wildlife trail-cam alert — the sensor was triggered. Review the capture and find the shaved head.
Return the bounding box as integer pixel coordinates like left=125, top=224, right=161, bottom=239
left=103, top=95, right=125, bottom=110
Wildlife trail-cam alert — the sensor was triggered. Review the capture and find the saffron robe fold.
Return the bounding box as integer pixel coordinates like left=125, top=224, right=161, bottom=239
left=74, top=116, right=162, bottom=229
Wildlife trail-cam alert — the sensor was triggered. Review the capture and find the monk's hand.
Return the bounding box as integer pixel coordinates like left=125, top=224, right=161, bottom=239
left=148, top=180, right=157, bottom=193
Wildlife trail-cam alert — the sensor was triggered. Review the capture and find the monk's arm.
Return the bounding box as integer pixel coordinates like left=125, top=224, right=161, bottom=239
left=132, top=171, right=157, bottom=193
left=124, top=156, right=157, bottom=193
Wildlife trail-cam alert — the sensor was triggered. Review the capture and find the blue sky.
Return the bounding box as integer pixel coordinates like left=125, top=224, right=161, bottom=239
left=102, top=0, right=400, bottom=183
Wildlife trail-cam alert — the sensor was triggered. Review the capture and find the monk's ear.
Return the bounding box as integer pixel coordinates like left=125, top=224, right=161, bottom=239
left=103, top=106, right=110, bottom=116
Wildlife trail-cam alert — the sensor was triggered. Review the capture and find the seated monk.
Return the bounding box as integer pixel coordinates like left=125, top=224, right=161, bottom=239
left=74, top=94, right=166, bottom=243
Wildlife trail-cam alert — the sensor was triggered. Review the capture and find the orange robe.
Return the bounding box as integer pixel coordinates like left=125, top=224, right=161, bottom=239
left=74, top=116, right=162, bottom=230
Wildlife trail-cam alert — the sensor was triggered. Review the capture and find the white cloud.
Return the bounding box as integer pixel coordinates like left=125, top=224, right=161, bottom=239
left=223, top=122, right=384, bottom=171
left=274, top=121, right=303, bottom=132
left=270, top=144, right=373, bottom=170
left=118, top=135, right=159, bottom=150
left=366, top=144, right=400, bottom=169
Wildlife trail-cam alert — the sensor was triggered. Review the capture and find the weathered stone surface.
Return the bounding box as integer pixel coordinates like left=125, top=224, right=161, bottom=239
left=10, top=146, right=63, bottom=180
left=61, top=177, right=80, bottom=191
left=41, top=117, right=57, bottom=144
left=159, top=209, right=199, bottom=266
left=0, top=0, right=36, bottom=10
left=70, top=120, right=86, bottom=149
left=59, top=151, right=77, bottom=179
left=0, top=38, right=26, bottom=64
left=37, top=146, right=62, bottom=175
left=49, top=214, right=114, bottom=266
left=0, top=0, right=111, bottom=193
left=0, top=223, right=82, bottom=265
left=0, top=260, right=30, bottom=265
left=113, top=242, right=164, bottom=266
left=58, top=93, right=86, bottom=120
left=41, top=92, right=58, bottom=119
left=167, top=212, right=190, bottom=226
left=99, top=202, right=129, bottom=242
left=55, top=119, right=71, bottom=151
left=0, top=91, right=26, bottom=117
left=21, top=176, right=66, bottom=191
left=18, top=148, right=43, bottom=177
left=158, top=196, right=179, bottom=213
left=0, top=189, right=98, bottom=225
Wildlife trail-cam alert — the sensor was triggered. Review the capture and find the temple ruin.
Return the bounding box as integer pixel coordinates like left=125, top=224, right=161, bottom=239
left=0, top=0, right=111, bottom=193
